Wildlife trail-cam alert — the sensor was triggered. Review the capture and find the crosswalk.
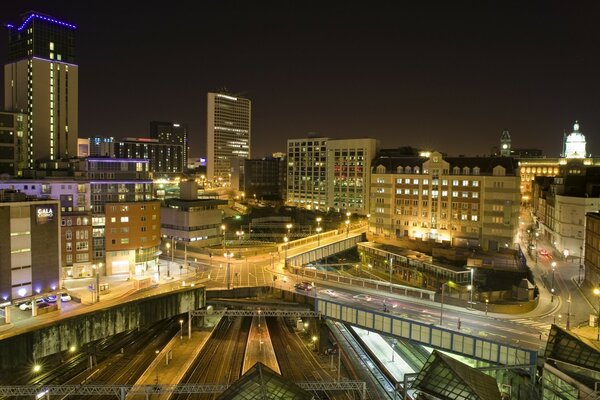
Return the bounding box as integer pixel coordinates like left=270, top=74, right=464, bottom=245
left=510, top=318, right=552, bottom=332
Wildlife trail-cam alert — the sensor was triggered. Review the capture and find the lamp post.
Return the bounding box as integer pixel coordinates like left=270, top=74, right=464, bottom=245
left=284, top=236, right=289, bottom=269
left=96, top=262, right=102, bottom=303
left=388, top=256, right=393, bottom=293
left=551, top=261, right=556, bottom=302
left=224, top=252, right=234, bottom=290
left=594, top=288, right=600, bottom=341
left=366, top=213, right=371, bottom=236
left=179, top=319, right=184, bottom=339
left=579, top=246, right=584, bottom=284
left=440, top=282, right=447, bottom=326
left=165, top=242, right=171, bottom=278
left=485, top=299, right=489, bottom=316
left=467, top=267, right=474, bottom=310
left=286, top=223, right=293, bottom=239
left=345, top=219, right=350, bottom=238
left=316, top=217, right=322, bottom=245
left=221, top=224, right=226, bottom=249
left=566, top=294, right=571, bottom=330
left=236, top=230, right=244, bottom=243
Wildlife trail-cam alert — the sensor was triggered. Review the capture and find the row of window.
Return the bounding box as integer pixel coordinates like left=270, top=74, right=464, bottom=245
left=61, top=217, right=89, bottom=226
left=109, top=215, right=157, bottom=223
left=394, top=189, right=480, bottom=198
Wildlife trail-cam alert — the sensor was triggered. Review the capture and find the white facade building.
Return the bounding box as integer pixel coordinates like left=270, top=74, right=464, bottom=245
left=287, top=137, right=379, bottom=214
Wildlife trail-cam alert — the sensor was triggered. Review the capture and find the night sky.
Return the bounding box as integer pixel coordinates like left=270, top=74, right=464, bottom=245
left=2, top=1, right=599, bottom=159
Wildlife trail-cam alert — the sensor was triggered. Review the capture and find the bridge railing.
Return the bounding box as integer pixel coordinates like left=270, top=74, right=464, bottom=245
left=291, top=266, right=436, bottom=301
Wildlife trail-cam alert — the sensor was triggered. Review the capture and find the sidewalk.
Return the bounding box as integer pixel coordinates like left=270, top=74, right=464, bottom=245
left=127, top=316, right=221, bottom=400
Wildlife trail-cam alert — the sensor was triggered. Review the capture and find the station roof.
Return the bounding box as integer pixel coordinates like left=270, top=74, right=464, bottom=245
left=544, top=324, right=600, bottom=375
left=217, top=362, right=314, bottom=400
left=413, top=350, right=501, bottom=399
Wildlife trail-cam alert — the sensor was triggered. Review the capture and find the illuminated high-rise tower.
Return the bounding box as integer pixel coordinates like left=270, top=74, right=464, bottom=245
left=4, top=12, right=78, bottom=166
left=206, top=92, right=251, bottom=184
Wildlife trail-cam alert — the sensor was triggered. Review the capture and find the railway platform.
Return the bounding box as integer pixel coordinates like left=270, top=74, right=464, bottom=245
left=127, top=316, right=222, bottom=400
left=243, top=316, right=279, bottom=375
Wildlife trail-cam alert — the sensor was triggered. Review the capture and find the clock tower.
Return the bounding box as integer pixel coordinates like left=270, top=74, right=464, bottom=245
left=500, top=130, right=511, bottom=156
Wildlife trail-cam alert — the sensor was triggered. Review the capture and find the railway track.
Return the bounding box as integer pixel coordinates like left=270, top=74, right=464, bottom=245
left=173, top=316, right=252, bottom=400
left=267, top=317, right=347, bottom=399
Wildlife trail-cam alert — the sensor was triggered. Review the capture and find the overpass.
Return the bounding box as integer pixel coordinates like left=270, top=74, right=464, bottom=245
left=314, top=296, right=537, bottom=375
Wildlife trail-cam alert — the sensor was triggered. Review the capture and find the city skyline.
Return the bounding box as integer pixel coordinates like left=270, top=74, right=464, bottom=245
left=1, top=1, right=599, bottom=159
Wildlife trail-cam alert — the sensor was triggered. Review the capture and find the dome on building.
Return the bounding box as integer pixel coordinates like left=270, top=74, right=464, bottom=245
left=563, top=121, right=587, bottom=158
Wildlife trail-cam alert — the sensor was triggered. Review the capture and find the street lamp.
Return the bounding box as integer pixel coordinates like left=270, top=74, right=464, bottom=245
left=594, top=288, right=600, bottom=341
left=467, top=267, right=475, bottom=309
left=345, top=219, right=350, bottom=238
left=179, top=319, right=184, bottom=340
left=388, top=256, right=393, bottom=292
left=96, top=262, right=103, bottom=303
left=440, top=282, right=448, bottom=326
left=312, top=335, right=318, bottom=350
left=366, top=213, right=371, bottom=234
left=316, top=217, right=322, bottom=245
left=236, top=230, right=244, bottom=243
left=165, top=242, right=171, bottom=278
left=286, top=223, right=293, bottom=240
left=224, top=252, right=234, bottom=290
left=284, top=236, right=289, bottom=269
left=551, top=261, right=556, bottom=302
left=485, top=299, right=489, bottom=316
left=579, top=246, right=584, bottom=284
left=221, top=224, right=226, bottom=249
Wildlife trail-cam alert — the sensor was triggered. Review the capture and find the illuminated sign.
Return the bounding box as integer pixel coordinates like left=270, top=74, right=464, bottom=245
left=35, top=205, right=55, bottom=225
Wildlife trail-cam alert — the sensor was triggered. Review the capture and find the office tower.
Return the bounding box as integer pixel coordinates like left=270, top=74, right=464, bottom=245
left=150, top=121, right=188, bottom=167
left=206, top=92, right=251, bottom=184
left=287, top=136, right=379, bottom=214
left=4, top=12, right=78, bottom=165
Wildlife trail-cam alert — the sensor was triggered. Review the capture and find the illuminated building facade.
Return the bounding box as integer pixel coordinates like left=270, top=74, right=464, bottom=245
left=0, top=111, right=29, bottom=176
left=584, top=212, right=600, bottom=288
left=286, top=137, right=379, bottom=214
left=4, top=12, right=78, bottom=165
left=533, top=160, right=600, bottom=261
left=104, top=201, right=161, bottom=276
left=150, top=121, right=188, bottom=168
left=518, top=122, right=599, bottom=205
left=114, top=137, right=184, bottom=175
left=370, top=151, right=520, bottom=251
left=206, top=92, right=251, bottom=184
left=0, top=190, right=60, bottom=303
left=161, top=181, right=226, bottom=249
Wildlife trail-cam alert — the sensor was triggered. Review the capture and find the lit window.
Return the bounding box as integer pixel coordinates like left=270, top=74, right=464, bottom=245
left=120, top=216, right=129, bottom=223
left=49, top=42, right=54, bottom=51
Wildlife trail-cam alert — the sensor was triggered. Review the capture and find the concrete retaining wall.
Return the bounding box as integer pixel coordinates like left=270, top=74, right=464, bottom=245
left=0, top=287, right=205, bottom=369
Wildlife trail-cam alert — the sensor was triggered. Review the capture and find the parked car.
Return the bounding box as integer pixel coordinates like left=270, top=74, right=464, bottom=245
left=18, top=298, right=46, bottom=311
left=323, top=289, right=337, bottom=297
left=60, top=293, right=72, bottom=302
left=45, top=295, right=57, bottom=303
left=352, top=294, right=372, bottom=302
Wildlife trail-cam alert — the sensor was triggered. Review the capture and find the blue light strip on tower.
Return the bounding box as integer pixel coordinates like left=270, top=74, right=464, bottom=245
left=17, top=13, right=77, bottom=31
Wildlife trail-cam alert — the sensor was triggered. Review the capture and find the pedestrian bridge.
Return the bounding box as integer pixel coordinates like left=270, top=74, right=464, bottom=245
left=315, top=297, right=537, bottom=372
left=286, top=233, right=365, bottom=268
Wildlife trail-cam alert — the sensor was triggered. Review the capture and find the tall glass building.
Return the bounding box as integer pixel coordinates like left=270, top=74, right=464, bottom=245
left=206, top=92, right=251, bottom=184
